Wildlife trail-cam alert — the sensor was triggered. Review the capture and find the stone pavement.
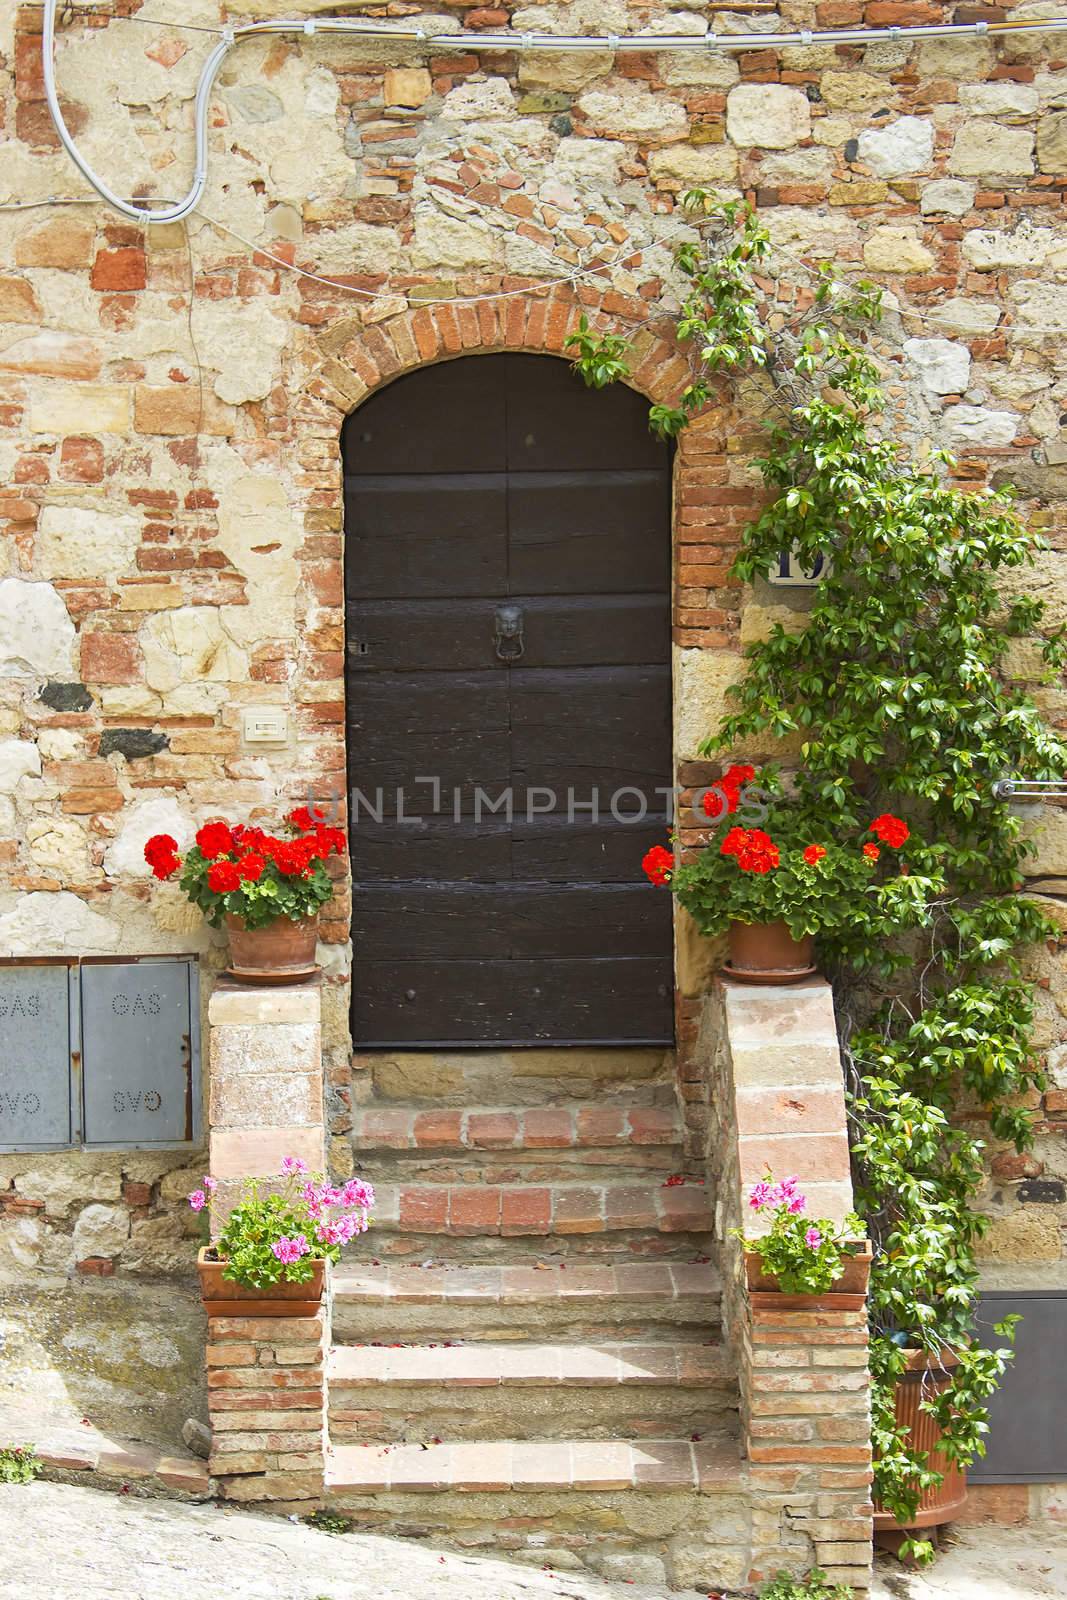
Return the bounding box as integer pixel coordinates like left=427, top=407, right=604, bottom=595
left=2, top=1479, right=1066, bottom=1600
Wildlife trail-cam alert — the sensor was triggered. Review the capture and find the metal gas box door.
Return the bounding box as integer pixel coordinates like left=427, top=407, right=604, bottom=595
left=0, top=963, right=73, bottom=1149
left=80, top=960, right=195, bottom=1147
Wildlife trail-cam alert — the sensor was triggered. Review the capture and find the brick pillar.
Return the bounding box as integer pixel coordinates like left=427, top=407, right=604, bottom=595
left=208, top=980, right=326, bottom=1202
left=701, top=977, right=874, bottom=1594
left=205, top=979, right=329, bottom=1508
left=744, top=1293, right=873, bottom=1591
left=207, top=1307, right=329, bottom=1509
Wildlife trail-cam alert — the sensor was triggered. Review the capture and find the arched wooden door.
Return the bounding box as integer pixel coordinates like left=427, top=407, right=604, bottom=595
left=342, top=354, right=673, bottom=1047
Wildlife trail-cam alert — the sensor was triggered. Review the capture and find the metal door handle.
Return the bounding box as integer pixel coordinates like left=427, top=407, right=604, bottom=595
left=494, top=603, right=524, bottom=661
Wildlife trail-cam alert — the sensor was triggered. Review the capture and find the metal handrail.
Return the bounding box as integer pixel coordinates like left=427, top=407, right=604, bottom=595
left=992, top=779, right=1067, bottom=800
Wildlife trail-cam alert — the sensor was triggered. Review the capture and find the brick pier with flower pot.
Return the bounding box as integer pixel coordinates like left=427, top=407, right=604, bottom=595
left=198, top=966, right=873, bottom=1592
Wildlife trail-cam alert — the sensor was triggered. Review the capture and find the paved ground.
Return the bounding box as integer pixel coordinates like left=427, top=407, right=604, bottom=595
left=1, top=1479, right=1065, bottom=1600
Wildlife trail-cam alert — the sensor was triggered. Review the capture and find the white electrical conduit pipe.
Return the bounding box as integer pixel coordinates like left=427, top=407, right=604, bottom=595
left=42, top=0, right=1067, bottom=225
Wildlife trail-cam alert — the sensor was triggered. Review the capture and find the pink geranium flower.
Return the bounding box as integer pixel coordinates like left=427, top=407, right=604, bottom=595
left=749, top=1181, right=773, bottom=1210
left=280, top=1156, right=308, bottom=1176
left=271, top=1234, right=310, bottom=1265
left=202, top=1175, right=218, bottom=1193
left=188, top=1189, right=206, bottom=1212
left=341, top=1177, right=375, bottom=1209
left=805, top=1227, right=822, bottom=1249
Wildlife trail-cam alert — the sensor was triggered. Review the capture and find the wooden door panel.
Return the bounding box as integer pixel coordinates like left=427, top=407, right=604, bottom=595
left=504, top=356, right=667, bottom=472
left=344, top=478, right=507, bottom=600
left=353, top=883, right=668, bottom=959
left=347, top=671, right=508, bottom=733
left=354, top=957, right=674, bottom=1045
left=344, top=360, right=508, bottom=474
left=351, top=816, right=512, bottom=881
left=511, top=818, right=672, bottom=880
left=348, top=596, right=668, bottom=673
left=346, top=600, right=502, bottom=673
left=347, top=733, right=509, bottom=810
left=508, top=473, right=670, bottom=594
left=343, top=353, right=674, bottom=1046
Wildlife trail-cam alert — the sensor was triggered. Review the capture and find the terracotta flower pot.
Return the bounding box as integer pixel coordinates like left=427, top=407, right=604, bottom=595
left=744, top=1246, right=872, bottom=1311
left=724, top=920, right=817, bottom=985
left=197, top=1246, right=326, bottom=1318
left=873, top=1348, right=968, bottom=1531
left=225, top=912, right=319, bottom=985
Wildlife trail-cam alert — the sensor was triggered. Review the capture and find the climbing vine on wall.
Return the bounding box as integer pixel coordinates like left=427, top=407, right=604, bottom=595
left=568, top=192, right=1067, bottom=1562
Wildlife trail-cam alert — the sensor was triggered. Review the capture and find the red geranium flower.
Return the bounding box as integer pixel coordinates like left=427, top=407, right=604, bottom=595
left=144, top=833, right=178, bottom=866
left=238, top=852, right=265, bottom=882
left=863, top=843, right=881, bottom=862
left=722, top=826, right=779, bottom=873
left=642, top=844, right=674, bottom=886
left=196, top=821, right=234, bottom=860
left=288, top=805, right=325, bottom=834
left=703, top=763, right=756, bottom=819
left=737, top=842, right=779, bottom=874
left=803, top=844, right=827, bottom=865
left=870, top=813, right=909, bottom=848
left=150, top=852, right=180, bottom=881
left=207, top=859, right=241, bottom=894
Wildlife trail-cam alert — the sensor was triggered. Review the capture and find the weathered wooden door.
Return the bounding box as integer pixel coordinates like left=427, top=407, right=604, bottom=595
left=343, top=354, right=673, bottom=1047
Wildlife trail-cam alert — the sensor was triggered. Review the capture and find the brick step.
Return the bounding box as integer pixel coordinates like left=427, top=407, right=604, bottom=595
left=353, top=1103, right=680, bottom=1153
left=359, top=1179, right=714, bottom=1258
left=325, top=1436, right=748, bottom=1589
left=332, top=1259, right=722, bottom=1341
left=328, top=1434, right=741, bottom=1493
left=327, top=1338, right=737, bottom=1442
left=353, top=1047, right=676, bottom=1109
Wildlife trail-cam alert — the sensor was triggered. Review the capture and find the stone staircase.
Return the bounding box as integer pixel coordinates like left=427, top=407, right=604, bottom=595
left=322, top=1049, right=748, bottom=1589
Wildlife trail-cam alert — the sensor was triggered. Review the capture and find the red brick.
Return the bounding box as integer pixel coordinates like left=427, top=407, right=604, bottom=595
left=576, top=1107, right=627, bottom=1145
left=448, top=1187, right=501, bottom=1234
left=398, top=1188, right=448, bottom=1232
left=91, top=248, right=147, bottom=292
left=500, top=1187, right=551, bottom=1235
left=522, top=1109, right=573, bottom=1147
left=76, top=1257, right=115, bottom=1276
left=59, top=436, right=105, bottom=483
left=79, top=631, right=141, bottom=684
left=467, top=1112, right=520, bottom=1149
left=552, top=1187, right=604, bottom=1233
left=412, top=1110, right=462, bottom=1148
left=956, top=1482, right=1030, bottom=1525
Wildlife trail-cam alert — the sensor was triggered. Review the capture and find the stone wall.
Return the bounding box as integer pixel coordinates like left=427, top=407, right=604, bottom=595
left=2, top=0, right=1067, bottom=1460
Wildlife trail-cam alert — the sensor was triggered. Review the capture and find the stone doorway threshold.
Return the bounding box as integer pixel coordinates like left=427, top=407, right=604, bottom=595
left=0, top=1393, right=210, bottom=1499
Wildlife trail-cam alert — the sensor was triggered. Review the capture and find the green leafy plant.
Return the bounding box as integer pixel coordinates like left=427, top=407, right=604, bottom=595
left=304, top=1510, right=354, bottom=1535
left=0, top=1444, right=42, bottom=1485
left=758, top=1570, right=853, bottom=1600
left=144, top=806, right=346, bottom=930
left=191, top=1159, right=374, bottom=1290
left=738, top=1176, right=862, bottom=1296
left=569, top=189, right=1067, bottom=1564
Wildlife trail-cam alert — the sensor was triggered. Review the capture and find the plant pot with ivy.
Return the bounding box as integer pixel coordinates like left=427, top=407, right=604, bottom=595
left=191, top=1158, right=374, bottom=1317
left=569, top=187, right=1067, bottom=1565
left=144, top=806, right=346, bottom=983
left=642, top=769, right=927, bottom=985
